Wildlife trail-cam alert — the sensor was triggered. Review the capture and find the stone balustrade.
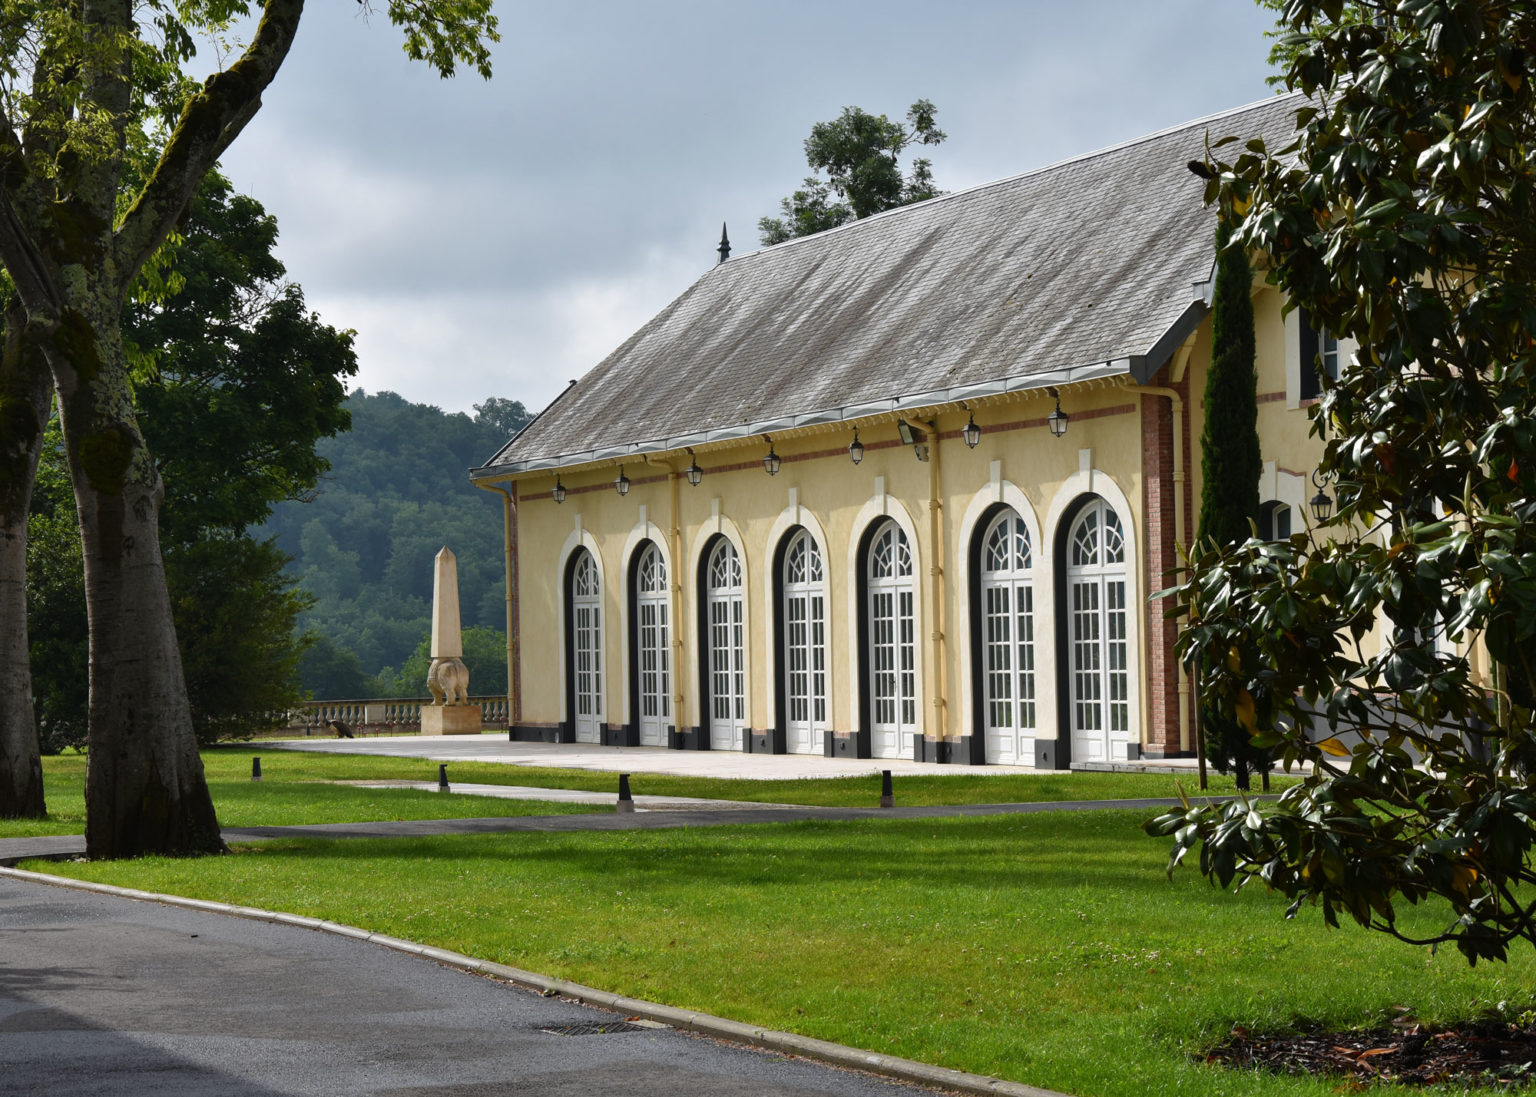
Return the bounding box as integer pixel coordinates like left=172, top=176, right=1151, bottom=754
left=285, top=697, right=510, bottom=735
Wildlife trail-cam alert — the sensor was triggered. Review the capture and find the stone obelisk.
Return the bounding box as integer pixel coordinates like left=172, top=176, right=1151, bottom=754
left=421, top=547, right=481, bottom=735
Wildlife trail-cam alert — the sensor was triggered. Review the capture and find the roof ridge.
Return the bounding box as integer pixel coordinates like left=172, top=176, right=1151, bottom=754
left=724, top=90, right=1302, bottom=266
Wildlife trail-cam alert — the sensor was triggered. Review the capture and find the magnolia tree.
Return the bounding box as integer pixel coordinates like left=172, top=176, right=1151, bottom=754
left=1147, top=0, right=1536, bottom=965
left=0, top=0, right=496, bottom=854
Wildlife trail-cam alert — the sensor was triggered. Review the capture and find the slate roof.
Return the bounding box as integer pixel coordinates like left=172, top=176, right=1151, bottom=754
left=477, top=93, right=1303, bottom=476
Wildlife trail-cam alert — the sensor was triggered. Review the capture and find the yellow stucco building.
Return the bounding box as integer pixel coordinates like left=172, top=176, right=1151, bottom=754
left=470, top=93, right=1340, bottom=768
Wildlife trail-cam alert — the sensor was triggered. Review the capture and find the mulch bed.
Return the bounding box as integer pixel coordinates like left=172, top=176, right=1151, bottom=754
left=1208, top=1020, right=1536, bottom=1088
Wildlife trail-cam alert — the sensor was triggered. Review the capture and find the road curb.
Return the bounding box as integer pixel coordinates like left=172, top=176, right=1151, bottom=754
left=1, top=865, right=1068, bottom=1097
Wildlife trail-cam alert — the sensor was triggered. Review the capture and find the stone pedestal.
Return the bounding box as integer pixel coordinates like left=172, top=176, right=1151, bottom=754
left=421, top=704, right=482, bottom=736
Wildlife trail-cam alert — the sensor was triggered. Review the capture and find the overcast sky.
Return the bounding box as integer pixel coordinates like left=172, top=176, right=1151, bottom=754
left=217, top=1, right=1281, bottom=419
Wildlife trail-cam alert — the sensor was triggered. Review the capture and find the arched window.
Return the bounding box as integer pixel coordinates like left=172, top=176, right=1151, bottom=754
left=781, top=528, right=827, bottom=755
left=1065, top=499, right=1129, bottom=762
left=633, top=542, right=670, bottom=747
left=703, top=538, right=745, bottom=751
left=978, top=508, right=1035, bottom=765
left=1258, top=500, right=1293, bottom=541
left=865, top=520, right=915, bottom=759
left=567, top=548, right=603, bottom=744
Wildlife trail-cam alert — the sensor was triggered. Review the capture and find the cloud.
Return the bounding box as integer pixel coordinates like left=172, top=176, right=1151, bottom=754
left=320, top=243, right=709, bottom=413
left=217, top=0, right=1281, bottom=414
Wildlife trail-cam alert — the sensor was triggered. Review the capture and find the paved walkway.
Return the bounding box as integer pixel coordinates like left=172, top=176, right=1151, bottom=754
left=4, top=874, right=1031, bottom=1097
left=264, top=732, right=1204, bottom=778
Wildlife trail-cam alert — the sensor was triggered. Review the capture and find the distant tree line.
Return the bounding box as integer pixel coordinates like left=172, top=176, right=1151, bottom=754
left=24, top=176, right=531, bottom=748
left=267, top=389, right=529, bottom=701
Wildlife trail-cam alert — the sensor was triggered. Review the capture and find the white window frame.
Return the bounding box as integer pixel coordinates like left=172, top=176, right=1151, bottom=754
left=866, top=520, right=916, bottom=760
left=634, top=542, right=670, bottom=747
left=569, top=548, right=604, bottom=744
left=979, top=508, right=1036, bottom=765
left=705, top=538, right=746, bottom=751
left=782, top=528, right=828, bottom=755
left=1065, top=499, right=1130, bottom=763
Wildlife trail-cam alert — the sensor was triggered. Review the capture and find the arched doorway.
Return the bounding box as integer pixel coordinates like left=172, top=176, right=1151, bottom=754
left=702, top=537, right=745, bottom=751
left=977, top=508, right=1035, bottom=765
left=566, top=547, right=603, bottom=744
left=864, top=520, right=915, bottom=760
left=1064, top=498, right=1129, bottom=762
left=632, top=542, right=670, bottom=747
left=780, top=527, right=827, bottom=755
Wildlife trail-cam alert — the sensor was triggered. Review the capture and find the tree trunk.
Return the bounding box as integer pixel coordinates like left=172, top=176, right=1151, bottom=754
left=0, top=304, right=50, bottom=818
left=1234, top=757, right=1251, bottom=792
left=49, top=303, right=223, bottom=858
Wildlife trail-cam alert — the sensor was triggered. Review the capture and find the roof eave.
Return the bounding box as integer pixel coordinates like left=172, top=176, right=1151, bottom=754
left=1131, top=298, right=1211, bottom=385
left=471, top=358, right=1133, bottom=480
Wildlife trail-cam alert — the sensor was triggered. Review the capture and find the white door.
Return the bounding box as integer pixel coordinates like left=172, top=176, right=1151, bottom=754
left=635, top=543, right=670, bottom=747
left=705, top=539, right=746, bottom=751
left=980, top=509, right=1035, bottom=764
left=782, top=529, right=827, bottom=755
left=1066, top=500, right=1129, bottom=762
left=867, top=521, right=916, bottom=759
left=570, top=549, right=603, bottom=744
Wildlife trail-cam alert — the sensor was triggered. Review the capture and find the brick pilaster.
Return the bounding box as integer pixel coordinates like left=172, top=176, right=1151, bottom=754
left=1141, top=387, right=1182, bottom=755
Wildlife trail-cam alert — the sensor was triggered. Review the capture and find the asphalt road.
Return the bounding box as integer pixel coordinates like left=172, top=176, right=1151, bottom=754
left=0, top=876, right=948, bottom=1097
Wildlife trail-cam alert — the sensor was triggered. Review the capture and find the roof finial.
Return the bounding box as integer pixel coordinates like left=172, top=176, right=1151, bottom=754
left=717, top=222, right=731, bottom=265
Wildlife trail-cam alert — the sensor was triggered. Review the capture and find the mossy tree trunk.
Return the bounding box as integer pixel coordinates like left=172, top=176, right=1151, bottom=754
left=0, top=301, right=51, bottom=818
left=0, top=0, right=493, bottom=858
left=50, top=296, right=224, bottom=856
left=0, top=0, right=303, bottom=856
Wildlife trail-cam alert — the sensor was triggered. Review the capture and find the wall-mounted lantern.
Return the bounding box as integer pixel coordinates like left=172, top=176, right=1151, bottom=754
left=962, top=413, right=981, bottom=449
left=614, top=467, right=631, bottom=496
left=1047, top=398, right=1069, bottom=438
left=685, top=451, right=703, bottom=487
left=1310, top=469, right=1335, bottom=523
left=849, top=430, right=865, bottom=466
left=763, top=439, right=781, bottom=476
left=552, top=478, right=567, bottom=504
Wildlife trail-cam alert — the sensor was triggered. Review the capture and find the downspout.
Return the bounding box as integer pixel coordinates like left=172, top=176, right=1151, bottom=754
left=483, top=481, right=518, bottom=734
left=643, top=453, right=687, bottom=736
left=1140, top=334, right=1196, bottom=759
left=914, top=420, right=946, bottom=759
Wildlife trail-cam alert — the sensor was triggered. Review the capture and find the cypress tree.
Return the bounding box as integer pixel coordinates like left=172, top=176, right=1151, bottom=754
left=1196, top=218, right=1268, bottom=789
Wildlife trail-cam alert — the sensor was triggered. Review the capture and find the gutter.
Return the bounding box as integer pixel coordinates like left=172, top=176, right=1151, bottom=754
left=469, top=359, right=1130, bottom=480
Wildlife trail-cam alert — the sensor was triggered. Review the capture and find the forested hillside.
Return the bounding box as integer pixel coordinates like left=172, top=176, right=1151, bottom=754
left=267, top=390, right=530, bottom=698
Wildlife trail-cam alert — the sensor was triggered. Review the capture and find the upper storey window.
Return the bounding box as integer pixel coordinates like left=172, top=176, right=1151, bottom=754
left=1299, top=310, right=1341, bottom=401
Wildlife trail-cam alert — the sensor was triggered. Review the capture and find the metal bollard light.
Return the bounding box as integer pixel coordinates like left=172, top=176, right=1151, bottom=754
left=438, top=763, right=449, bottom=792
left=616, top=773, right=635, bottom=814
left=251, top=757, right=262, bottom=782
left=880, top=769, right=894, bottom=808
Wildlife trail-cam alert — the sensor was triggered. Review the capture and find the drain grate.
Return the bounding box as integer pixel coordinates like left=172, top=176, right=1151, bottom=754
left=538, top=1021, right=648, bottom=1037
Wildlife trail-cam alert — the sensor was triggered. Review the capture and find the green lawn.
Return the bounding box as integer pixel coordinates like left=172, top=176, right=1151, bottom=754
left=35, top=809, right=1533, bottom=1097
left=1, top=745, right=1284, bottom=838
